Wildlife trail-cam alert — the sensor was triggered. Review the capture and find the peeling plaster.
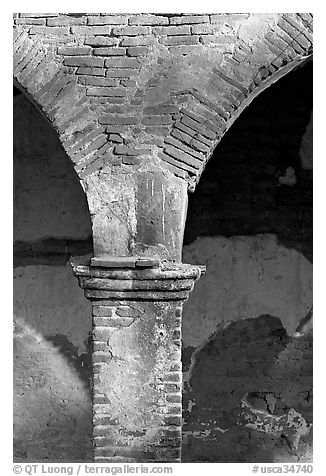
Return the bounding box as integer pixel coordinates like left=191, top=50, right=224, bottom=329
left=240, top=394, right=311, bottom=450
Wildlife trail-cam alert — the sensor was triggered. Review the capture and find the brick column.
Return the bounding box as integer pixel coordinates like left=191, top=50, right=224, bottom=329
left=72, top=259, right=204, bottom=463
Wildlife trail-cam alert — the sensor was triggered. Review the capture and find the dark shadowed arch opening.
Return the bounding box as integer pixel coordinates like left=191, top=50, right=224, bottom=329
left=13, top=85, right=94, bottom=461
left=181, top=60, right=312, bottom=463
left=184, top=60, right=312, bottom=261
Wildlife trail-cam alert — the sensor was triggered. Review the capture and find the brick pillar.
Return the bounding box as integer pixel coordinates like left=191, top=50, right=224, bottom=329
left=72, top=259, right=203, bottom=463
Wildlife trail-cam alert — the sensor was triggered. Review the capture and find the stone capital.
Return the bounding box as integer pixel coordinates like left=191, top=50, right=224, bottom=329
left=72, top=260, right=205, bottom=302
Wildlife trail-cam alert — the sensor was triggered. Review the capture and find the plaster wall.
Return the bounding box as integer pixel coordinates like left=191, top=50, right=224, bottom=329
left=13, top=90, right=93, bottom=460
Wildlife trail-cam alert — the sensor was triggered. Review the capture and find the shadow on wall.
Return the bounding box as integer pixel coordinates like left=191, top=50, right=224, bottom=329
left=13, top=87, right=94, bottom=462
left=13, top=318, right=92, bottom=462
left=184, top=60, right=313, bottom=263
left=182, top=315, right=312, bottom=463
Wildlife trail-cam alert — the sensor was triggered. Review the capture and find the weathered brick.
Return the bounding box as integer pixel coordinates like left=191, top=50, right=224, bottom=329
left=104, top=57, right=140, bottom=68
left=93, top=318, right=116, bottom=337
left=99, top=115, right=139, bottom=125
left=106, top=69, right=139, bottom=78
left=94, top=141, right=113, bottom=157
left=145, top=126, right=170, bottom=136
left=171, top=129, right=210, bottom=153
left=19, top=13, right=57, bottom=17
left=15, top=18, right=46, bottom=25
left=13, top=43, right=35, bottom=74
left=128, top=15, right=169, bottom=26
left=84, top=36, right=119, bottom=46
left=114, top=145, right=150, bottom=156
left=159, top=35, right=200, bottom=46
left=77, top=76, right=118, bottom=87
left=152, top=25, right=191, bottom=36
left=58, top=108, right=93, bottom=135
left=199, top=34, right=236, bottom=45
left=120, top=79, right=137, bottom=87
left=87, top=15, right=127, bottom=25
left=158, top=152, right=196, bottom=175
left=98, top=316, right=135, bottom=327
left=278, top=18, right=311, bottom=49
left=190, top=90, right=230, bottom=119
left=122, top=156, right=142, bottom=165
left=57, top=46, right=92, bottom=55
left=93, top=47, right=126, bottom=56
left=144, top=105, right=179, bottom=115
left=163, top=416, right=182, bottom=426
left=64, top=56, right=104, bottom=67
left=213, top=67, right=248, bottom=95
left=35, top=71, right=68, bottom=103
left=127, top=46, right=149, bottom=56
left=91, top=97, right=126, bottom=105
left=64, top=125, right=100, bottom=151
left=76, top=67, right=106, bottom=76
left=93, top=416, right=119, bottom=426
left=141, top=116, right=173, bottom=125
left=108, top=134, right=123, bottom=143
left=191, top=23, right=216, bottom=34
left=29, top=26, right=69, bottom=35
left=164, top=144, right=203, bottom=169
left=16, top=50, right=44, bottom=84
left=112, top=26, right=151, bottom=36
left=168, top=45, right=202, bottom=55
left=93, top=342, right=109, bottom=352
left=13, top=31, right=29, bottom=56
left=46, top=80, right=77, bottom=110
left=120, top=36, right=155, bottom=46
left=86, top=87, right=126, bottom=97
left=170, top=15, right=210, bottom=25
left=165, top=136, right=205, bottom=160
left=93, top=437, right=118, bottom=447
left=115, top=306, right=141, bottom=317
left=72, top=26, right=112, bottom=35
left=25, top=59, right=59, bottom=94
left=106, top=125, right=128, bottom=133
left=163, top=372, right=182, bottom=383
left=210, top=13, right=249, bottom=23
left=93, top=352, right=113, bottom=363
left=76, top=135, right=109, bottom=159
left=47, top=16, right=85, bottom=26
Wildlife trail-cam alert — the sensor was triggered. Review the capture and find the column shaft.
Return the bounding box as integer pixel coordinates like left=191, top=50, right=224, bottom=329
left=72, top=262, right=203, bottom=463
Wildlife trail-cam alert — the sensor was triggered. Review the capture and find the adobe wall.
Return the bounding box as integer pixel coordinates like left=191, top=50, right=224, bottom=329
left=13, top=13, right=313, bottom=463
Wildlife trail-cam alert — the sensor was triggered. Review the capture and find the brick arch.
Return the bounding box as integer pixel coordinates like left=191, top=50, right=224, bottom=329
left=157, top=13, right=313, bottom=191
left=13, top=27, right=107, bottom=180
left=13, top=13, right=313, bottom=188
